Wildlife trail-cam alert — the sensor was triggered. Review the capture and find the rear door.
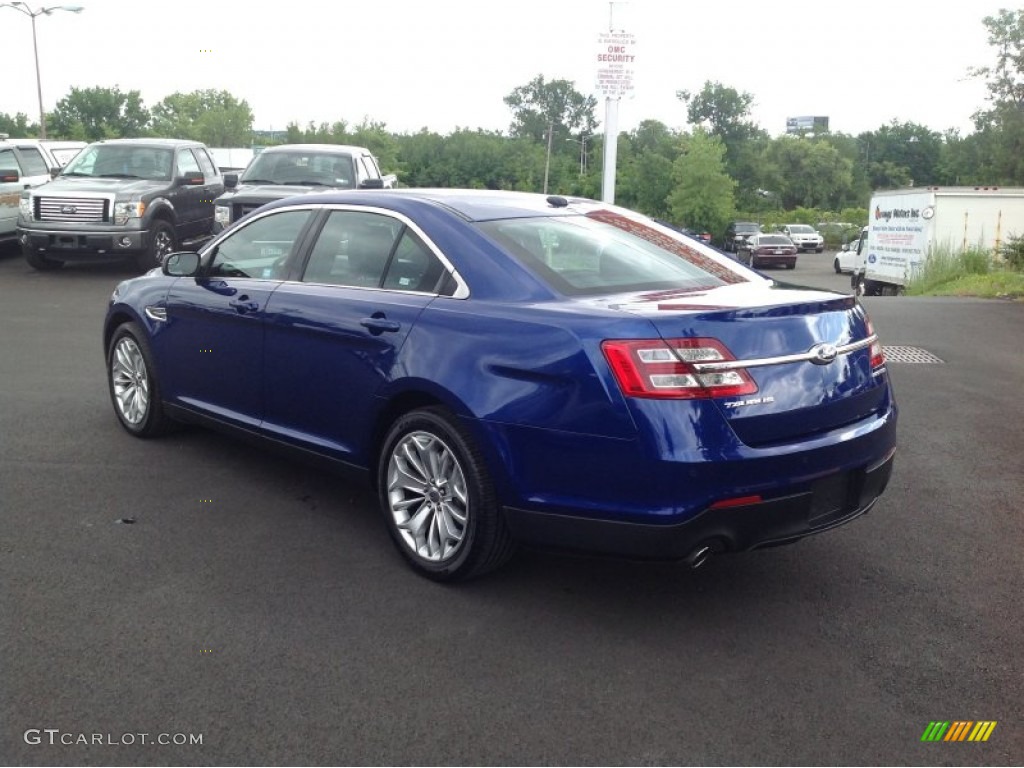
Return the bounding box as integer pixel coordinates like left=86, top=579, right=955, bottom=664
left=261, top=208, right=443, bottom=463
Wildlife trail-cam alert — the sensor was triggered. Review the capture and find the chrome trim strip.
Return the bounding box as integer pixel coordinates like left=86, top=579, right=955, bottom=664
left=144, top=306, right=167, bottom=322
left=691, top=335, right=876, bottom=372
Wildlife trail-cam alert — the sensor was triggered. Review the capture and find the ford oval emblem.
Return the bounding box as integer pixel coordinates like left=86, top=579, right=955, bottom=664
left=61, top=205, right=77, bottom=215
left=810, top=343, right=838, bottom=365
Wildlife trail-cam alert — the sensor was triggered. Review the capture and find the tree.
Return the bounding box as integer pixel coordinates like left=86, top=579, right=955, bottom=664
left=151, top=89, right=254, bottom=146
left=503, top=75, right=598, bottom=146
left=677, top=82, right=763, bottom=169
left=667, top=129, right=736, bottom=235
left=0, top=112, right=36, bottom=137
left=49, top=86, right=149, bottom=140
left=768, top=136, right=852, bottom=209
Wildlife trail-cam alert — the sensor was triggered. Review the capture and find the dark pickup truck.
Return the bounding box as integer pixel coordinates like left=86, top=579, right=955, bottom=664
left=17, top=138, right=223, bottom=271
left=212, top=143, right=397, bottom=234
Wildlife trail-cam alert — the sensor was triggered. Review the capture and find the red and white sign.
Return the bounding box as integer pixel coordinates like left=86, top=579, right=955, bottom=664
left=595, top=31, right=636, bottom=99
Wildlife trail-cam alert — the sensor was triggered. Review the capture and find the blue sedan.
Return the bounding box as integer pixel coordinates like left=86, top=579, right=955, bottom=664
left=103, top=190, right=897, bottom=581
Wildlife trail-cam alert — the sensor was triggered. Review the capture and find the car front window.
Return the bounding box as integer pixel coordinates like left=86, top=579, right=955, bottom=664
left=478, top=212, right=748, bottom=296
left=208, top=209, right=312, bottom=279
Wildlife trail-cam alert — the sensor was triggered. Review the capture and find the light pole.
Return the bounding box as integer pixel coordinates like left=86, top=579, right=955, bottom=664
left=0, top=2, right=84, bottom=139
left=567, top=134, right=589, bottom=175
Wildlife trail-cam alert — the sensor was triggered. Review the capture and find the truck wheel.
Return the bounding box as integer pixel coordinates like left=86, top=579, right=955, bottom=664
left=378, top=407, right=515, bottom=581
left=853, top=274, right=866, bottom=296
left=24, top=248, right=63, bottom=271
left=135, top=221, right=175, bottom=272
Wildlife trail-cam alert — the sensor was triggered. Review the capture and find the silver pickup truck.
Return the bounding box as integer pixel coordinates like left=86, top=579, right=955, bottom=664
left=0, top=136, right=66, bottom=244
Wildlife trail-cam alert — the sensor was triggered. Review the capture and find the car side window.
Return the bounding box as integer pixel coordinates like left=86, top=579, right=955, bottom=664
left=176, top=149, right=201, bottom=178
left=15, top=147, right=48, bottom=176
left=194, top=148, right=217, bottom=180
left=382, top=229, right=447, bottom=292
left=208, top=210, right=312, bottom=279
left=0, top=148, right=17, bottom=174
left=301, top=211, right=399, bottom=288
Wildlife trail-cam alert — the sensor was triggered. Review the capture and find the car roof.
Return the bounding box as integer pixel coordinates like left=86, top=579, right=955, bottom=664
left=261, top=188, right=596, bottom=222
left=89, top=138, right=205, bottom=148
left=259, top=144, right=371, bottom=154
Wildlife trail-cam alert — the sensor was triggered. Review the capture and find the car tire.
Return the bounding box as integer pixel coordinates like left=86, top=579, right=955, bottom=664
left=135, top=220, right=175, bottom=272
left=816, top=247, right=824, bottom=253
left=24, top=248, right=62, bottom=271
left=786, top=262, right=796, bottom=269
left=378, top=406, right=515, bottom=582
left=833, top=258, right=841, bottom=274
left=107, top=321, right=173, bottom=438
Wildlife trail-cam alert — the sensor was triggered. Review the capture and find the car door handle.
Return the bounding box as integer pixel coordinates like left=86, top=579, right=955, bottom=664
left=360, top=317, right=401, bottom=334
left=229, top=297, right=259, bottom=314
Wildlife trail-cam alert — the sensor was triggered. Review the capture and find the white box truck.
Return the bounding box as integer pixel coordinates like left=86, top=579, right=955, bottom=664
left=851, top=186, right=1024, bottom=295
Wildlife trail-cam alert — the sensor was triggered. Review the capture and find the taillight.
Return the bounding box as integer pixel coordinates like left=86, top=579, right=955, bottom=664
left=601, top=338, right=758, bottom=399
left=866, top=317, right=885, bottom=368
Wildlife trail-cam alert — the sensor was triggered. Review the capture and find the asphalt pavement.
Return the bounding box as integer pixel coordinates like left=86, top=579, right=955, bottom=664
left=1, top=245, right=1021, bottom=766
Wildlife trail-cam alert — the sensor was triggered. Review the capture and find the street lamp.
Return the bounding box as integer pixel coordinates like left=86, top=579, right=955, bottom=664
left=0, top=2, right=84, bottom=139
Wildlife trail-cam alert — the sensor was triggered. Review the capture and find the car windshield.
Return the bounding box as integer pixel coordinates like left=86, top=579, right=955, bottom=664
left=241, top=151, right=356, bottom=187
left=61, top=145, right=173, bottom=180
left=736, top=223, right=760, bottom=233
left=788, top=225, right=815, bottom=233
left=478, top=211, right=749, bottom=297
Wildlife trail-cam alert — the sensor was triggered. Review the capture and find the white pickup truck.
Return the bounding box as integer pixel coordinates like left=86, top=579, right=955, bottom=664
left=0, top=136, right=65, bottom=244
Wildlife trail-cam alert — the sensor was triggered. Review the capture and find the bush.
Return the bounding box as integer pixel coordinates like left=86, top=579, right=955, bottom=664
left=906, top=244, right=992, bottom=294
left=999, top=232, right=1024, bottom=270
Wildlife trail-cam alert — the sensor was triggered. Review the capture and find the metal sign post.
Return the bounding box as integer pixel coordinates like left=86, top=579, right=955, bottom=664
left=595, top=24, right=635, bottom=204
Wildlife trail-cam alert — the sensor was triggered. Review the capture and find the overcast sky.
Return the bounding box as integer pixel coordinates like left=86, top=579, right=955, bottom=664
left=0, top=0, right=1010, bottom=139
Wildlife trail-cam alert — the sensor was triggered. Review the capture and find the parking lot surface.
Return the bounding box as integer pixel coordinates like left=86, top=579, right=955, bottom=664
left=1, top=247, right=1021, bottom=766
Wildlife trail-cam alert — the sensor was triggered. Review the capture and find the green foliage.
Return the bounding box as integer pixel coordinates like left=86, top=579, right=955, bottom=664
left=0, top=112, right=36, bottom=137
left=667, top=130, right=736, bottom=235
left=503, top=75, right=598, bottom=145
left=49, top=86, right=149, bottom=141
left=999, top=232, right=1024, bottom=269
left=151, top=90, right=254, bottom=146
left=906, top=244, right=993, bottom=294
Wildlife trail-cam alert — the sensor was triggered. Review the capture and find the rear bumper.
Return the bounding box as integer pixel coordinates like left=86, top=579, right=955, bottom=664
left=503, top=451, right=895, bottom=560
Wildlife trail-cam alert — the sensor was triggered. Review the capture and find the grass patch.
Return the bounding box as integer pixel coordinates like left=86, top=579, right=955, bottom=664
left=905, top=244, right=1024, bottom=299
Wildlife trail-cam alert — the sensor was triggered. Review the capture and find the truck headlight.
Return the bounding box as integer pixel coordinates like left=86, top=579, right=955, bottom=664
left=214, top=205, right=231, bottom=225
left=19, top=196, right=31, bottom=220
left=113, top=201, right=146, bottom=225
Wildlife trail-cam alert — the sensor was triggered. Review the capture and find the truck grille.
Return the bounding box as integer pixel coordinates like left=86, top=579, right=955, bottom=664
left=34, top=196, right=110, bottom=223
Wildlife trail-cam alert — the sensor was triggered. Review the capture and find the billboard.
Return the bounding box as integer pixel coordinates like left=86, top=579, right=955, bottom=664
left=786, top=116, right=829, bottom=134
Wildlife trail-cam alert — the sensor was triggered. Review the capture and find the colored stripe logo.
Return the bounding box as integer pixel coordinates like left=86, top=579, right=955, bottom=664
left=921, top=721, right=997, bottom=742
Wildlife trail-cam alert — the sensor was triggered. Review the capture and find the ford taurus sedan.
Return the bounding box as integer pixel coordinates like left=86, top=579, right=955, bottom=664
left=103, top=190, right=898, bottom=581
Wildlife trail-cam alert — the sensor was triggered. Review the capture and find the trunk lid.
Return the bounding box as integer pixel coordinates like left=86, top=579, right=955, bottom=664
left=595, top=282, right=887, bottom=446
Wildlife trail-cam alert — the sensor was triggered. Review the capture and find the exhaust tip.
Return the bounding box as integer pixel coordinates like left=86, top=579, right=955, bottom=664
left=685, top=545, right=713, bottom=570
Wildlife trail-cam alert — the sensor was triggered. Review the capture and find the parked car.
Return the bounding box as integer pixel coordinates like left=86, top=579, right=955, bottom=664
left=780, top=224, right=825, bottom=252
left=17, top=138, right=224, bottom=271
left=737, top=233, right=798, bottom=269
left=834, top=242, right=858, bottom=273
left=722, top=221, right=762, bottom=252
left=0, top=136, right=63, bottom=244
left=103, top=189, right=897, bottom=581
left=212, top=144, right=398, bottom=234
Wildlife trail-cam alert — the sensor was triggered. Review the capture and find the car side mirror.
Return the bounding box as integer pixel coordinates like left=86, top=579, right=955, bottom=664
left=224, top=173, right=238, bottom=189
left=358, top=178, right=385, bottom=190
left=0, top=168, right=20, bottom=182
left=175, top=174, right=204, bottom=187
left=162, top=251, right=201, bottom=276
left=49, top=166, right=61, bottom=178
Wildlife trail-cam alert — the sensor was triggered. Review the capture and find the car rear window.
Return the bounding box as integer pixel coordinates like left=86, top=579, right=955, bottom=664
left=758, top=235, right=791, bottom=245
left=477, top=211, right=749, bottom=296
